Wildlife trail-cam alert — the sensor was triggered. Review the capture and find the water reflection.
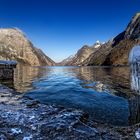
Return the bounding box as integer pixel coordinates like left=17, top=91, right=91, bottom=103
left=130, top=62, right=140, bottom=94
left=25, top=66, right=131, bottom=125
left=13, top=65, right=53, bottom=92
left=75, top=66, right=132, bottom=98
left=128, top=95, right=140, bottom=125
left=1, top=65, right=140, bottom=126
left=128, top=61, right=140, bottom=125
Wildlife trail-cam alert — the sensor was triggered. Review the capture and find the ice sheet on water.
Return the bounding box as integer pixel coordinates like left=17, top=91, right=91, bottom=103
left=129, top=45, right=140, bottom=64
left=129, top=46, right=140, bottom=94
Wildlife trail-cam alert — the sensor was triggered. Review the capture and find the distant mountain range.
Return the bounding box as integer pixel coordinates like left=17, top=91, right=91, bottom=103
left=60, top=13, right=140, bottom=66
left=0, top=28, right=55, bottom=66
left=60, top=41, right=102, bottom=66
left=1, top=13, right=139, bottom=67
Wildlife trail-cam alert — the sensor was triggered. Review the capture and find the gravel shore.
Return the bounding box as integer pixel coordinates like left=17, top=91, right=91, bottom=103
left=0, top=84, right=139, bottom=140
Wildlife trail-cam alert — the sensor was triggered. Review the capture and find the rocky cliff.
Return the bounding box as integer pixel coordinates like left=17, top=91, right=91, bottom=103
left=85, top=13, right=140, bottom=66
left=62, top=13, right=140, bottom=66
left=60, top=41, right=102, bottom=66
left=59, top=55, right=75, bottom=66
left=0, top=28, right=55, bottom=66
left=82, top=40, right=113, bottom=66
left=102, top=13, right=140, bottom=66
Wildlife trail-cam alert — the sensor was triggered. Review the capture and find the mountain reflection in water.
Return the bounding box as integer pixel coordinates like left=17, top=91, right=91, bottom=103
left=1, top=65, right=140, bottom=126
left=129, top=62, right=140, bottom=125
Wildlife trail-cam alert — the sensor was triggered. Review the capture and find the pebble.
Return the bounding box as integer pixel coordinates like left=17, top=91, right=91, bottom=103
left=23, top=135, right=33, bottom=140
left=11, top=128, right=22, bottom=135
left=135, top=128, right=140, bottom=139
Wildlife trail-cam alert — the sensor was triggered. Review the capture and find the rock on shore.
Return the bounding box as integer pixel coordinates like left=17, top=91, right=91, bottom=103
left=0, top=84, right=139, bottom=140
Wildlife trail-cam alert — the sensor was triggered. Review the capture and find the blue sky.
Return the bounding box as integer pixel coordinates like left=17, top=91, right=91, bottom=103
left=0, top=0, right=140, bottom=62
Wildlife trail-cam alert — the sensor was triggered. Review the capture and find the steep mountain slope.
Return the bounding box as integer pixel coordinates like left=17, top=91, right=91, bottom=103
left=0, top=28, right=55, bottom=66
left=61, top=41, right=102, bottom=66
left=102, top=13, right=140, bottom=65
left=82, top=40, right=113, bottom=66
left=59, top=55, right=75, bottom=66
left=83, top=13, right=140, bottom=66
left=64, top=13, right=140, bottom=66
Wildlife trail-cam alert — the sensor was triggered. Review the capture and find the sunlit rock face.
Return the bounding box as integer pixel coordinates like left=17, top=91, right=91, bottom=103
left=129, top=45, right=140, bottom=94
left=82, top=40, right=113, bottom=66
left=60, top=41, right=102, bottom=66
left=102, top=13, right=140, bottom=66
left=125, top=13, right=140, bottom=39
left=0, top=28, right=55, bottom=66
left=79, top=13, right=140, bottom=66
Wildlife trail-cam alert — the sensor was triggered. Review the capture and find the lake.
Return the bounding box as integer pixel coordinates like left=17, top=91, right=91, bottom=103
left=3, top=65, right=140, bottom=126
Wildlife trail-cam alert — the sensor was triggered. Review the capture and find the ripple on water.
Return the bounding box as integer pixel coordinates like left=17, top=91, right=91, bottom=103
left=10, top=66, right=140, bottom=126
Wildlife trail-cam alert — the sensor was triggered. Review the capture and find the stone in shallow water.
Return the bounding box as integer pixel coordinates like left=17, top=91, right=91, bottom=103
left=26, top=100, right=40, bottom=108
left=11, top=128, right=22, bottom=135
left=0, top=85, right=124, bottom=139
left=0, top=134, right=7, bottom=140
left=135, top=128, right=140, bottom=139
left=0, top=97, right=101, bottom=139
left=23, top=135, right=33, bottom=140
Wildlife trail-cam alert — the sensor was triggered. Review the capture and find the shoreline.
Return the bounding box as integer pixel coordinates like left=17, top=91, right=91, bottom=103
left=0, top=84, right=139, bottom=140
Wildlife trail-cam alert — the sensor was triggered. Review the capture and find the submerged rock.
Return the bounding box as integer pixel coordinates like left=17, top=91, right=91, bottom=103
left=0, top=99, right=101, bottom=139
left=0, top=84, right=137, bottom=139
left=135, top=128, right=140, bottom=139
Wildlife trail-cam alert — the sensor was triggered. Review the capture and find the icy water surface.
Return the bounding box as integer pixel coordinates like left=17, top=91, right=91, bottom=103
left=3, top=65, right=140, bottom=126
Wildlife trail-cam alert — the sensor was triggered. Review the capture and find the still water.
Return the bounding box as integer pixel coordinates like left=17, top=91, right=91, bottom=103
left=3, top=65, right=140, bottom=126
